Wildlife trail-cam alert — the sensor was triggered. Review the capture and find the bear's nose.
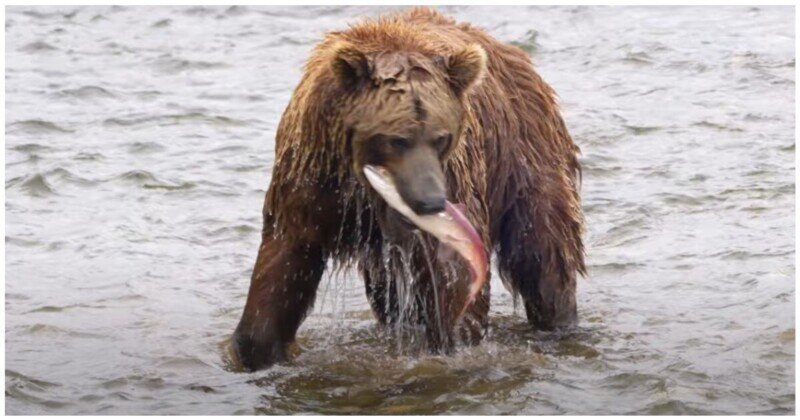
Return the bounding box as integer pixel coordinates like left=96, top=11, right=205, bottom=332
left=410, top=196, right=445, bottom=215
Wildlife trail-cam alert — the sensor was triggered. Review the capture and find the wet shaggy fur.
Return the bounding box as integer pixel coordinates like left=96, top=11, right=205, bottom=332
left=233, top=7, right=585, bottom=371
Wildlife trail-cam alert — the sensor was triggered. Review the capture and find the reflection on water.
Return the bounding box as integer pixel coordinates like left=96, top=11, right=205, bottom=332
left=5, top=5, right=795, bottom=415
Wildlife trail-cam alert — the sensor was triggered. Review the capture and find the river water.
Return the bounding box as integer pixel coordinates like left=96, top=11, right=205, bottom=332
left=5, top=5, right=795, bottom=415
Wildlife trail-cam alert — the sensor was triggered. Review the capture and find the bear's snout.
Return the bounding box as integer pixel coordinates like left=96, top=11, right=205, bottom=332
left=392, top=148, right=447, bottom=217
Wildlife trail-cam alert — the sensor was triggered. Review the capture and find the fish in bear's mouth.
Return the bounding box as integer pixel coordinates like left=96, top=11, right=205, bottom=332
left=363, top=165, right=489, bottom=317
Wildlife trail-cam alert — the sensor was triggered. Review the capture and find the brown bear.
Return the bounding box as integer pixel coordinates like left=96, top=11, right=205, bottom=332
left=232, top=7, right=585, bottom=371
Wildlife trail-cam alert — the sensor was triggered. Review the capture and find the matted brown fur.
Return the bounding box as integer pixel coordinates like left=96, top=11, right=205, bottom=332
left=234, top=7, right=585, bottom=371
left=268, top=7, right=582, bottom=264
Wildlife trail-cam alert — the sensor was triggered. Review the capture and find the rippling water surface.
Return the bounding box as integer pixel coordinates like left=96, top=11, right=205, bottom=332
left=5, top=6, right=795, bottom=415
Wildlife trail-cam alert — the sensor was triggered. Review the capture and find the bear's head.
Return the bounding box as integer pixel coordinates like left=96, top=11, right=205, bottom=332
left=332, top=42, right=487, bottom=237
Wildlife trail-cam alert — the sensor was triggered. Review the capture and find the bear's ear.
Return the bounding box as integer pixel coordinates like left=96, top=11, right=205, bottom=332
left=331, top=43, right=371, bottom=89
left=443, top=44, right=487, bottom=95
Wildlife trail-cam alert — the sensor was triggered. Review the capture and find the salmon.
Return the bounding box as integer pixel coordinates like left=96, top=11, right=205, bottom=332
left=363, top=165, right=488, bottom=317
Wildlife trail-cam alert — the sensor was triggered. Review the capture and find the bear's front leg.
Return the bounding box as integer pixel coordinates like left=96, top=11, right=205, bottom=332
left=496, top=199, right=581, bottom=330
left=232, top=235, right=325, bottom=371
left=504, top=251, right=578, bottom=330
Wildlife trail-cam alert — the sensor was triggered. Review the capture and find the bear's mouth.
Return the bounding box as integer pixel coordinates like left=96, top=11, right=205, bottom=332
left=363, top=165, right=488, bottom=316
left=396, top=213, right=416, bottom=230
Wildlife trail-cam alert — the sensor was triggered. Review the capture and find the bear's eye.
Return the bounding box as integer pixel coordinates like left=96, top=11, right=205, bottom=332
left=388, top=136, right=410, bottom=152
left=433, top=134, right=452, bottom=154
